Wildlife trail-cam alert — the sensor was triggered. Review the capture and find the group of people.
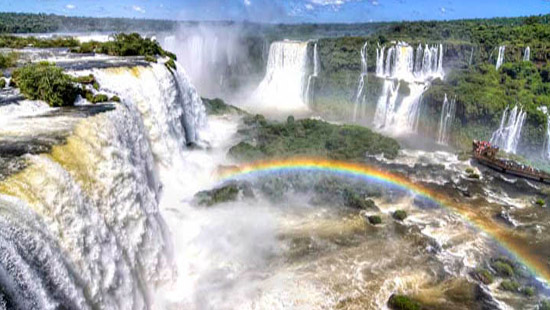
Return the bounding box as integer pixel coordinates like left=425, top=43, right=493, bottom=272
left=473, top=140, right=498, bottom=157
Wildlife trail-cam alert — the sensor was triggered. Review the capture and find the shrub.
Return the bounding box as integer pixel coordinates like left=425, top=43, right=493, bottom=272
left=0, top=52, right=18, bottom=69
left=12, top=62, right=79, bottom=107
left=465, top=167, right=474, bottom=174
left=393, top=210, right=408, bottom=221
left=536, top=199, right=545, bottom=206
left=388, top=295, right=421, bottom=310
left=368, top=215, right=382, bottom=225
left=491, top=260, right=515, bottom=277
left=165, top=58, right=176, bottom=71
left=521, top=286, right=535, bottom=297
left=90, top=94, right=109, bottom=104
left=0, top=78, right=5, bottom=88
left=145, top=55, right=157, bottom=63
left=474, top=268, right=494, bottom=285
left=540, top=300, right=550, bottom=310
left=499, top=280, right=520, bottom=292
left=73, top=74, right=95, bottom=85
left=110, top=96, right=121, bottom=102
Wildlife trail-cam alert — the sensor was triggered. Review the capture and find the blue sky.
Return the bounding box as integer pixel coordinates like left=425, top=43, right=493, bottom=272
left=1, top=0, right=549, bottom=23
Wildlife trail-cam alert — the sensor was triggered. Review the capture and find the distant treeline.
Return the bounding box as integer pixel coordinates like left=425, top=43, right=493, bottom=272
left=1, top=12, right=549, bottom=40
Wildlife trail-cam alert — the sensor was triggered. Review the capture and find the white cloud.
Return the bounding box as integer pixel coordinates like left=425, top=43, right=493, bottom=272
left=370, top=0, right=379, bottom=6
left=305, top=3, right=314, bottom=10
left=65, top=4, right=75, bottom=9
left=244, top=0, right=251, bottom=6
left=133, top=5, right=146, bottom=13
left=440, top=7, right=446, bottom=14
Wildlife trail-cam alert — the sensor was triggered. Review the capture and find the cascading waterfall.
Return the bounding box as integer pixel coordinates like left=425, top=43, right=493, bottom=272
left=496, top=46, right=506, bottom=69
left=524, top=46, right=531, bottom=62
left=374, top=42, right=444, bottom=133
left=254, top=40, right=310, bottom=112
left=0, top=60, right=207, bottom=309
left=305, top=42, right=320, bottom=105
left=540, top=106, right=550, bottom=159
left=490, top=106, right=526, bottom=154
left=437, top=94, right=456, bottom=145
left=546, top=113, right=550, bottom=159
left=353, top=41, right=368, bottom=122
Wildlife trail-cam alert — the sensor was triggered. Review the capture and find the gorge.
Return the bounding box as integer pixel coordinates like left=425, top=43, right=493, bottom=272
left=1, top=12, right=550, bottom=310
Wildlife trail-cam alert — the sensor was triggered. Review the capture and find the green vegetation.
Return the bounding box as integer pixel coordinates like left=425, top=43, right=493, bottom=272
left=0, top=78, right=5, bottom=89
left=12, top=62, right=79, bottom=107
left=540, top=300, right=550, bottom=310
left=521, top=286, right=535, bottom=297
left=195, top=182, right=254, bottom=207
left=0, top=52, right=18, bottom=69
left=422, top=61, right=550, bottom=152
left=71, top=33, right=177, bottom=61
left=110, top=96, right=121, bottom=103
left=0, top=12, right=176, bottom=34
left=499, top=280, right=520, bottom=292
left=474, top=268, right=494, bottom=285
left=202, top=98, right=244, bottom=115
left=0, top=35, right=79, bottom=49
left=229, top=114, right=400, bottom=161
left=73, top=74, right=96, bottom=85
left=392, top=210, right=408, bottom=221
left=491, top=258, right=515, bottom=277
left=388, top=295, right=421, bottom=310
left=536, top=199, right=546, bottom=206
left=368, top=215, right=382, bottom=225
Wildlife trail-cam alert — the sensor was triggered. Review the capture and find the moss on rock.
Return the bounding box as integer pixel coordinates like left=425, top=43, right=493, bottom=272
left=195, top=181, right=254, bottom=207
left=202, top=97, right=244, bottom=115
left=393, top=210, right=408, bottom=221
left=388, top=294, right=421, bottom=310
left=368, top=215, right=382, bottom=225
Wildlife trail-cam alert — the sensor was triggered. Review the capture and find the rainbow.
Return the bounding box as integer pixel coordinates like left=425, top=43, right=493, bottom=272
left=218, top=157, right=550, bottom=284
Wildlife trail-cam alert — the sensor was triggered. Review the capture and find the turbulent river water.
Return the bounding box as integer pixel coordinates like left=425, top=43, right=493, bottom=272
left=0, top=46, right=550, bottom=310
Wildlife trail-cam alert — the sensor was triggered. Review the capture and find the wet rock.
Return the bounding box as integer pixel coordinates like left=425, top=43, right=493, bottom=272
left=474, top=284, right=503, bottom=310
left=195, top=181, right=254, bottom=207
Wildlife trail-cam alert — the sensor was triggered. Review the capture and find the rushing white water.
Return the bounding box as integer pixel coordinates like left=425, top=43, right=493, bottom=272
left=305, top=42, right=320, bottom=105
left=496, top=46, right=506, bottom=69
left=353, top=41, right=369, bottom=122
left=490, top=106, right=526, bottom=154
left=437, top=94, right=456, bottom=145
left=524, top=46, right=531, bottom=62
left=91, top=62, right=206, bottom=147
left=253, top=40, right=310, bottom=112
left=0, top=59, right=210, bottom=309
left=540, top=106, right=550, bottom=159
left=374, top=42, right=444, bottom=133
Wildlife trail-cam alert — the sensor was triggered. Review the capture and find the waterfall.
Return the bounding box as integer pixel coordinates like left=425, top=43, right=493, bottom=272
left=437, top=94, right=456, bottom=144
left=305, top=42, right=320, bottom=105
left=353, top=41, right=368, bottom=122
left=540, top=107, right=550, bottom=159
left=490, top=106, right=526, bottom=154
left=374, top=42, right=444, bottom=134
left=524, top=46, right=531, bottom=62
left=254, top=40, right=310, bottom=112
left=0, top=60, right=207, bottom=309
left=92, top=62, right=206, bottom=147
left=496, top=46, right=506, bottom=69
left=546, top=113, right=550, bottom=160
